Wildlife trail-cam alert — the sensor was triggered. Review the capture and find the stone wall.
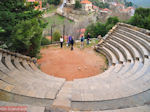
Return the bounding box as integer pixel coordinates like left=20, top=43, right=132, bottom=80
left=0, top=48, right=36, bottom=62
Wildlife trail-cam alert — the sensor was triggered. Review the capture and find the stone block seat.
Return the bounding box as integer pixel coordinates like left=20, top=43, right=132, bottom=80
left=71, top=23, right=150, bottom=111
left=0, top=48, right=65, bottom=108
left=0, top=100, right=45, bottom=112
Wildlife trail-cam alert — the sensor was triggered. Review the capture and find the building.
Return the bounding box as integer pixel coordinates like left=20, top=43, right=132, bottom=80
left=80, top=0, right=93, bottom=11
left=125, top=7, right=135, bottom=16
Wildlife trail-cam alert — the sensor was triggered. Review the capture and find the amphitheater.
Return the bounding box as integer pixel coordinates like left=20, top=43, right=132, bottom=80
left=0, top=23, right=150, bottom=112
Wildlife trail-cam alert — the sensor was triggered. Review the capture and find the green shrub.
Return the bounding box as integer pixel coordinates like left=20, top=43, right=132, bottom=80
left=52, top=31, right=61, bottom=42
left=41, top=37, right=51, bottom=46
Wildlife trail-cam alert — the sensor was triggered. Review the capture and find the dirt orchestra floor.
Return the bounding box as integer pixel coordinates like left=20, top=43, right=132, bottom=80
left=38, top=46, right=107, bottom=81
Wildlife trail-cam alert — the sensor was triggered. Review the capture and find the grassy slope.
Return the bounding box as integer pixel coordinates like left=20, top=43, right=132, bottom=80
left=44, top=15, right=73, bottom=30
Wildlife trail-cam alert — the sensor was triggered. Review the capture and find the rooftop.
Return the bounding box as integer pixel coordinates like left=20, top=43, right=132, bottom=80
left=80, top=0, right=92, bottom=4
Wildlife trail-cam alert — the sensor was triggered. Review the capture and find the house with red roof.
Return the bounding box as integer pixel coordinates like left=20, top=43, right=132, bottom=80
left=102, top=8, right=111, bottom=12
left=80, top=0, right=93, bottom=11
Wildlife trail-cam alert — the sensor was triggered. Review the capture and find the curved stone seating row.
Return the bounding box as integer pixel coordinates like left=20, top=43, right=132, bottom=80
left=0, top=22, right=150, bottom=111
left=71, top=23, right=150, bottom=111
left=0, top=100, right=45, bottom=112
left=117, top=28, right=150, bottom=57
left=71, top=105, right=150, bottom=112
left=0, top=49, right=65, bottom=107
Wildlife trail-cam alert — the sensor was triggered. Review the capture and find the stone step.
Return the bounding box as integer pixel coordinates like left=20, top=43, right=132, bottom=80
left=70, top=105, right=150, bottom=112
left=0, top=100, right=45, bottom=112
left=52, top=81, right=73, bottom=108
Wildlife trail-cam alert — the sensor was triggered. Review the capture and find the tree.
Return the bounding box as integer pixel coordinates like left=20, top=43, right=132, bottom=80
left=11, top=19, right=43, bottom=57
left=125, top=1, right=133, bottom=7
left=53, top=31, right=61, bottom=42
left=0, top=0, right=43, bottom=46
left=48, top=0, right=61, bottom=5
left=85, top=22, right=106, bottom=38
left=105, top=17, right=119, bottom=32
left=0, top=0, right=46, bottom=57
left=85, top=17, right=119, bottom=38
left=75, top=1, right=82, bottom=9
left=89, top=0, right=109, bottom=8
left=128, top=8, right=150, bottom=30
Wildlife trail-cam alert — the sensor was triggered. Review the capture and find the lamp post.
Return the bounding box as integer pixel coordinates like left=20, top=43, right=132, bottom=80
left=51, top=23, right=56, bottom=44
left=63, top=24, right=65, bottom=41
left=51, top=25, right=53, bottom=44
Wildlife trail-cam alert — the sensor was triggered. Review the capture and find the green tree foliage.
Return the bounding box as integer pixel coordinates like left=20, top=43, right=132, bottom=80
left=0, top=27, right=4, bottom=33
left=48, top=0, right=61, bottom=5
left=89, top=0, right=109, bottom=8
left=0, top=0, right=46, bottom=57
left=85, top=23, right=106, bottom=38
left=125, top=2, right=133, bottom=7
left=128, top=8, right=150, bottom=30
left=52, top=31, right=61, bottom=42
left=0, top=0, right=43, bottom=45
left=85, top=17, right=119, bottom=38
left=11, top=19, right=43, bottom=57
left=75, top=1, right=82, bottom=9
left=105, top=17, right=119, bottom=32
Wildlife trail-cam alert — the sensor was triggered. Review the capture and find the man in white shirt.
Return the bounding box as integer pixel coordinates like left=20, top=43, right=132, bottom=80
left=60, top=36, right=64, bottom=48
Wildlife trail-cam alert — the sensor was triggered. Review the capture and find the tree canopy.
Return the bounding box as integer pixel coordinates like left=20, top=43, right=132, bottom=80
left=85, top=17, right=119, bottom=38
left=11, top=19, right=43, bottom=57
left=47, top=0, right=61, bottom=5
left=0, top=0, right=46, bottom=57
left=74, top=1, right=82, bottom=9
left=89, top=0, right=109, bottom=8
left=128, top=8, right=150, bottom=30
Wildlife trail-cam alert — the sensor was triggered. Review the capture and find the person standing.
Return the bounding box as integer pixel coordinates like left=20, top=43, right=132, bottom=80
left=60, top=36, right=63, bottom=48
left=87, top=33, right=90, bottom=45
left=80, top=35, right=84, bottom=48
left=70, top=36, right=74, bottom=51
left=68, top=36, right=72, bottom=46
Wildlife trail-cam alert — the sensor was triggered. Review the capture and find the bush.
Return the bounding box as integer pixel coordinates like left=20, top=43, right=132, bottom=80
left=52, top=31, right=61, bottom=42
left=41, top=37, right=51, bottom=46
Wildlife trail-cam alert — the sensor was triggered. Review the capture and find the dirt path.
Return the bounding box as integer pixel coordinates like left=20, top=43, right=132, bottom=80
left=38, top=46, right=107, bottom=81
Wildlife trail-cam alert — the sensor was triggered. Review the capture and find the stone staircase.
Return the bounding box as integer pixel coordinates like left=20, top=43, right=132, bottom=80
left=0, top=23, right=150, bottom=112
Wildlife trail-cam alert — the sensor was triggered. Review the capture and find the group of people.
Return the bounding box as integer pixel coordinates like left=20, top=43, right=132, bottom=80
left=60, top=35, right=74, bottom=50
left=59, top=33, right=91, bottom=50
left=80, top=33, right=90, bottom=48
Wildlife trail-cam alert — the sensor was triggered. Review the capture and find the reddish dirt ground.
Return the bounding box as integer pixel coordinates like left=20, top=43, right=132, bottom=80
left=38, top=46, right=107, bottom=81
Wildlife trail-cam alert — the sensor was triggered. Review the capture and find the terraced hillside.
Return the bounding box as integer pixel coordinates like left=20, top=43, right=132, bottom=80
left=0, top=23, right=150, bottom=112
